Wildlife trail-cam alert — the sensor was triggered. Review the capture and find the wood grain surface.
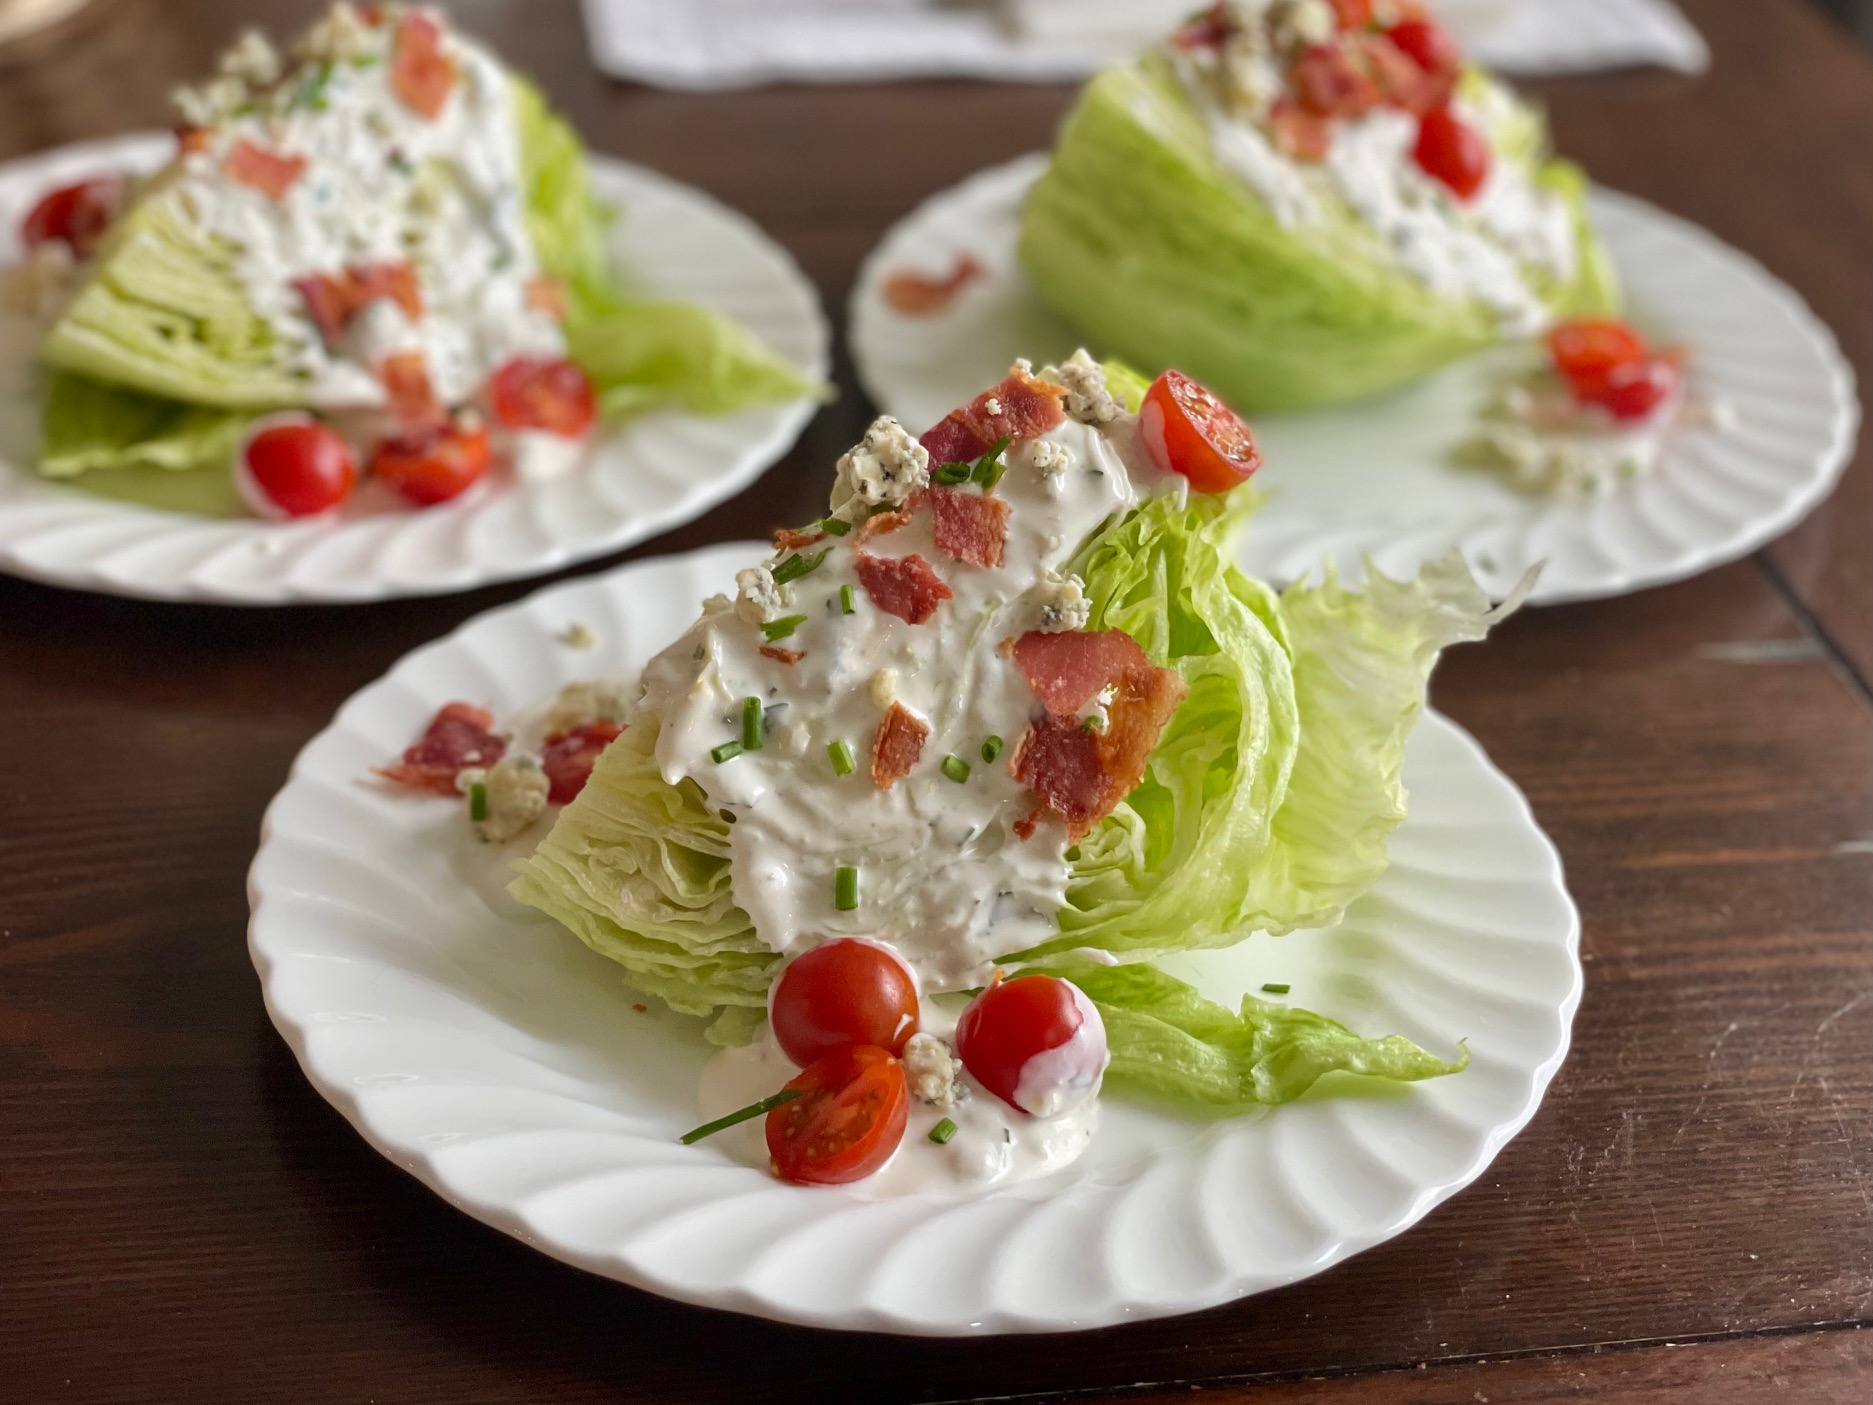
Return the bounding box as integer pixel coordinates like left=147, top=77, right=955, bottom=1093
left=0, top=2, right=1868, bottom=1402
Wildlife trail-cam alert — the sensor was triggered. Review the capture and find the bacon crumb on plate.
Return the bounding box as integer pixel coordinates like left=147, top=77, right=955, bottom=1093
left=870, top=701, right=930, bottom=789
left=376, top=701, right=507, bottom=795
left=854, top=551, right=952, bottom=624
left=541, top=721, right=623, bottom=805
left=883, top=253, right=983, bottom=316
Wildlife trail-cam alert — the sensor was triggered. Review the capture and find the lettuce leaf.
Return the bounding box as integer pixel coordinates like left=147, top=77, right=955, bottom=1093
left=507, top=719, right=775, bottom=1045
left=1038, top=960, right=1467, bottom=1110
left=1017, top=56, right=1618, bottom=414
left=38, top=370, right=247, bottom=480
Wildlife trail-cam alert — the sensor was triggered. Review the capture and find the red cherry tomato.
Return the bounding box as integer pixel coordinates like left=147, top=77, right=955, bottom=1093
left=1386, top=19, right=1462, bottom=76
left=1139, top=370, right=1261, bottom=493
left=1577, top=356, right=1679, bottom=422
left=488, top=356, right=598, bottom=438
left=770, top=938, right=920, bottom=1067
left=766, top=1044, right=909, bottom=1185
left=1413, top=105, right=1491, bottom=200
left=956, top=974, right=1102, bottom=1116
left=236, top=417, right=357, bottom=518
left=1545, top=317, right=1650, bottom=396
left=540, top=721, right=624, bottom=804
left=370, top=419, right=491, bottom=506
left=20, top=177, right=123, bottom=258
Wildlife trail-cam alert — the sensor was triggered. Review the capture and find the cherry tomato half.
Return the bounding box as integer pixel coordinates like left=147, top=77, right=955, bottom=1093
left=769, top=938, right=919, bottom=1067
left=488, top=356, right=598, bottom=438
left=1577, top=356, right=1679, bottom=422
left=20, top=177, right=123, bottom=259
left=1386, top=19, right=1462, bottom=76
left=235, top=416, right=357, bottom=519
left=1545, top=318, right=1649, bottom=397
left=1139, top=369, right=1261, bottom=493
left=956, top=974, right=1108, bottom=1118
left=370, top=419, right=491, bottom=506
left=1413, top=106, right=1490, bottom=200
left=766, top=1044, right=909, bottom=1185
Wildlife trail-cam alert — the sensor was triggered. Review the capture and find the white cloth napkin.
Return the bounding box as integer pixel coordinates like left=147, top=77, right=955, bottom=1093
left=582, top=0, right=1709, bottom=91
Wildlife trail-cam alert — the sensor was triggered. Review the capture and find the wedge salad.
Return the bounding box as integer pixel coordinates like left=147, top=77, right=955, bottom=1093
left=1017, top=0, right=1619, bottom=413
left=379, top=353, right=1527, bottom=1193
left=2, top=4, right=812, bottom=519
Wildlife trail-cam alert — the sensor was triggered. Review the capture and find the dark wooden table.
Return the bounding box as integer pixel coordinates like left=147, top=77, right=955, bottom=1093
left=2, top=1, right=1869, bottom=1401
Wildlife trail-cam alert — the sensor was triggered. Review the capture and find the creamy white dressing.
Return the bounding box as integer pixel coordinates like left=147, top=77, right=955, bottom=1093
left=638, top=415, right=1168, bottom=995
left=697, top=998, right=1101, bottom=1196
left=161, top=8, right=561, bottom=409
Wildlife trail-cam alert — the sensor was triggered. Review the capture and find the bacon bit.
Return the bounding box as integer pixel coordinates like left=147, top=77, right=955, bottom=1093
left=1358, top=31, right=1453, bottom=116
left=224, top=139, right=306, bottom=200
left=176, top=126, right=212, bottom=154
left=854, top=551, right=952, bottom=625
left=1011, top=804, right=1045, bottom=842
left=351, top=260, right=423, bottom=320
left=541, top=721, right=623, bottom=805
left=869, top=702, right=929, bottom=789
left=379, top=351, right=439, bottom=424
left=883, top=253, right=983, bottom=316
left=390, top=10, right=455, bottom=120
left=1289, top=43, right=1383, bottom=119
left=1171, top=3, right=1231, bottom=49
left=855, top=507, right=911, bottom=544
left=1269, top=99, right=1334, bottom=162
left=1012, top=661, right=1186, bottom=841
left=1009, top=629, right=1152, bottom=717
left=759, top=645, right=806, bottom=666
left=921, top=485, right=1008, bottom=568
left=919, top=365, right=1068, bottom=467
left=292, top=273, right=351, bottom=343
left=772, top=526, right=827, bottom=552
left=524, top=275, right=568, bottom=321
left=375, top=702, right=507, bottom=796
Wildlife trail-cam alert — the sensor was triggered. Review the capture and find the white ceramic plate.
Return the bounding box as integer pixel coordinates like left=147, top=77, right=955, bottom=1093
left=850, top=154, right=1858, bottom=605
left=250, top=543, right=1581, bottom=1335
left=0, top=134, right=829, bottom=604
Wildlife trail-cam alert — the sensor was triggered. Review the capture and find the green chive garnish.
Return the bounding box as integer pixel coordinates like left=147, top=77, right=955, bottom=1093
left=839, top=583, right=856, bottom=616
left=941, top=755, right=971, bottom=784
left=771, top=547, right=831, bottom=586
left=819, top=517, right=852, bottom=537
left=828, top=739, right=856, bottom=776
left=970, top=435, right=1013, bottom=491
left=680, top=1088, right=803, bottom=1145
left=1261, top=982, right=1291, bottom=995
left=928, top=1117, right=958, bottom=1146
left=980, top=735, right=1004, bottom=763
left=467, top=781, right=488, bottom=822
left=710, top=740, right=743, bottom=764
left=931, top=462, right=973, bottom=485
left=741, top=696, right=765, bottom=750
left=834, top=865, right=859, bottom=911
left=762, top=614, right=807, bottom=642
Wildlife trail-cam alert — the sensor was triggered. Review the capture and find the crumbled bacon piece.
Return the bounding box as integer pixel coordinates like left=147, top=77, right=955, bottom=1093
left=869, top=702, right=929, bottom=789
left=883, top=253, right=983, bottom=316
left=375, top=702, right=507, bottom=795
left=1358, top=31, right=1452, bottom=116
left=1289, top=43, right=1383, bottom=119
left=525, top=275, right=568, bottom=321
left=379, top=351, right=438, bottom=423
left=541, top=721, right=623, bottom=805
left=772, top=526, right=827, bottom=552
left=293, top=260, right=423, bottom=345
left=390, top=11, right=455, bottom=119
left=921, top=485, right=1008, bottom=568
left=854, top=551, right=952, bottom=624
left=1269, top=99, right=1333, bottom=162
left=1006, top=628, right=1186, bottom=841
left=224, top=140, right=306, bottom=200
left=759, top=646, right=805, bottom=665
left=855, top=507, right=911, bottom=544
left=920, top=365, right=1068, bottom=467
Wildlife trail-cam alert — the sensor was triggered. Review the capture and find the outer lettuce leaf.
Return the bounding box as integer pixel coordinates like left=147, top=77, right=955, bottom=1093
left=507, top=719, right=775, bottom=1045
left=1038, top=960, right=1467, bottom=1110
left=1017, top=57, right=1618, bottom=414
left=38, top=370, right=246, bottom=480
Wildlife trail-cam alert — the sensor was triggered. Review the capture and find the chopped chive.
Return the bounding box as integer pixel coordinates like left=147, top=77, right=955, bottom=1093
left=467, top=781, right=488, bottom=822
left=928, top=1117, right=958, bottom=1146
left=771, top=547, right=831, bottom=586
left=941, top=755, right=971, bottom=784
left=980, top=735, right=1004, bottom=763
left=680, top=1088, right=803, bottom=1145
left=819, top=516, right=852, bottom=537
left=828, top=739, right=856, bottom=776
left=970, top=435, right=1013, bottom=491
left=834, top=865, right=859, bottom=911
left=931, top=462, right=973, bottom=485
left=839, top=583, right=856, bottom=616
left=1261, top=982, right=1291, bottom=995
left=741, top=696, right=765, bottom=750
left=710, top=740, right=743, bottom=764
left=762, top=614, right=807, bottom=642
